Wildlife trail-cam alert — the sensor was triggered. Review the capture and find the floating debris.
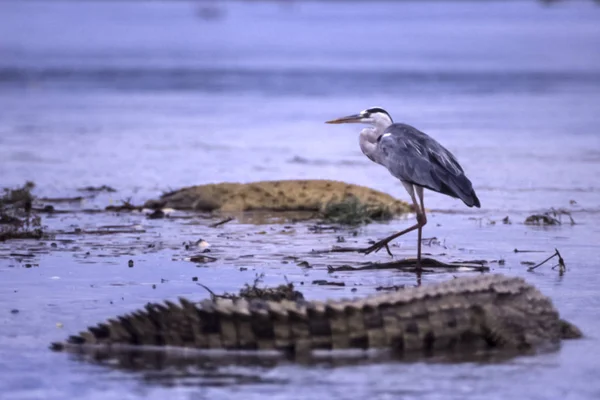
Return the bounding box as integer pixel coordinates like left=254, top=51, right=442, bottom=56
left=184, top=239, right=210, bottom=251
left=375, top=285, right=407, bottom=292
left=514, top=249, right=545, bottom=253
left=528, top=248, right=566, bottom=275
left=187, top=255, right=218, bottom=264
left=39, top=196, right=86, bottom=203
left=209, top=216, right=234, bottom=228
left=296, top=260, right=311, bottom=268
left=421, top=237, right=442, bottom=247
left=1, top=181, right=34, bottom=208
left=312, top=280, right=345, bottom=287
left=308, top=224, right=341, bottom=233
left=147, top=209, right=165, bottom=219
left=525, top=214, right=560, bottom=226
left=0, top=182, right=44, bottom=241
left=198, top=274, right=304, bottom=302
left=105, top=199, right=143, bottom=212
left=77, top=185, right=117, bottom=193
left=327, top=258, right=489, bottom=273
left=525, top=208, right=576, bottom=226
left=61, top=228, right=146, bottom=235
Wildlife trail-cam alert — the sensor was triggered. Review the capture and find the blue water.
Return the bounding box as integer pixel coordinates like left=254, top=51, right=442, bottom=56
left=1, top=1, right=600, bottom=399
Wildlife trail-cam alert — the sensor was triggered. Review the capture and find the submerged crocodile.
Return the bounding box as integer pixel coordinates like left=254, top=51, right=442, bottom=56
left=51, top=274, right=581, bottom=360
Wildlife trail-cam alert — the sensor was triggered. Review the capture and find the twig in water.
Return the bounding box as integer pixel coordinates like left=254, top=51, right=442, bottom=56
left=375, top=284, right=407, bottom=292
left=209, top=216, right=234, bottom=228
left=62, top=229, right=146, bottom=235
left=549, top=208, right=576, bottom=225
left=196, top=282, right=218, bottom=300
left=312, top=280, right=345, bottom=287
left=553, top=249, right=567, bottom=275
left=327, top=258, right=489, bottom=273
left=514, top=248, right=545, bottom=253
left=325, top=246, right=368, bottom=253
left=528, top=248, right=566, bottom=273
left=421, top=237, right=440, bottom=246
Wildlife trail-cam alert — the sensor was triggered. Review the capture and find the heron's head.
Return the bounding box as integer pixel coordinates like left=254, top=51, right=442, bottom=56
left=325, top=107, right=393, bottom=128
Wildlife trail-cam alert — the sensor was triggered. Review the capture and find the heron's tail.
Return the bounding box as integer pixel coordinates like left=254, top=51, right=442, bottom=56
left=437, top=173, right=480, bottom=208
left=466, top=190, right=481, bottom=208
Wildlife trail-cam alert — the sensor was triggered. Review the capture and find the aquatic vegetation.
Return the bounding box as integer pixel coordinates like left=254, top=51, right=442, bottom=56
left=525, top=208, right=575, bottom=226
left=321, top=195, right=394, bottom=225
left=198, top=273, right=304, bottom=302
left=0, top=182, right=44, bottom=241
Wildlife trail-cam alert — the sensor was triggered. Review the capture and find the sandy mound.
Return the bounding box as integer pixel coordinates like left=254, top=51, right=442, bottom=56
left=144, top=180, right=411, bottom=215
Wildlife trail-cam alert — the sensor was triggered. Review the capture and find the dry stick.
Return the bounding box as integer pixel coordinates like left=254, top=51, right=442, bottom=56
left=312, top=280, right=345, bottom=287
left=528, top=248, right=565, bottom=271
left=38, top=196, right=86, bottom=203
left=196, top=282, right=218, bottom=300
left=550, top=208, right=576, bottom=225
left=0, top=231, right=44, bottom=241
left=327, top=243, right=393, bottom=255
left=514, top=248, right=545, bottom=253
left=553, top=248, right=567, bottom=273
left=327, top=246, right=365, bottom=253
left=209, top=216, right=234, bottom=228
left=61, top=229, right=146, bottom=235
left=327, top=258, right=489, bottom=273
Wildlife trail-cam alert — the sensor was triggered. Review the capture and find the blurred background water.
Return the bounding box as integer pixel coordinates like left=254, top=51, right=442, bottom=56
left=1, top=1, right=600, bottom=399
left=1, top=0, right=599, bottom=213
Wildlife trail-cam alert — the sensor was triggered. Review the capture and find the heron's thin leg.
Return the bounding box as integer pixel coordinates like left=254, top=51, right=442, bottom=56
left=415, top=186, right=427, bottom=269
left=361, top=183, right=426, bottom=257
left=360, top=222, right=421, bottom=256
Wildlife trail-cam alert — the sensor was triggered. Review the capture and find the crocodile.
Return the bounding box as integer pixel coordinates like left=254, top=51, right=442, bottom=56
left=51, top=274, right=581, bottom=360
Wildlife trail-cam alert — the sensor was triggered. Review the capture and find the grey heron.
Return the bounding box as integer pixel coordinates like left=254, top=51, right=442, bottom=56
left=326, top=107, right=480, bottom=267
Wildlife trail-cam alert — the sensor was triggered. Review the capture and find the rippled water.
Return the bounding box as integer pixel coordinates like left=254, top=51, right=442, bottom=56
left=1, top=1, right=600, bottom=399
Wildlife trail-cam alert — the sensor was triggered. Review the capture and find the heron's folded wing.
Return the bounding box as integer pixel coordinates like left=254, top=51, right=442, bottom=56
left=377, top=124, right=480, bottom=207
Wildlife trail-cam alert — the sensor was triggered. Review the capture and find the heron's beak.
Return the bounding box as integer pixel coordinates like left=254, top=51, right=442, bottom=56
left=325, top=114, right=364, bottom=124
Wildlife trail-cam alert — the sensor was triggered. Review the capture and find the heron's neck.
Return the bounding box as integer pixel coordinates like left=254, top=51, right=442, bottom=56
left=359, top=125, right=386, bottom=163
left=359, top=117, right=392, bottom=163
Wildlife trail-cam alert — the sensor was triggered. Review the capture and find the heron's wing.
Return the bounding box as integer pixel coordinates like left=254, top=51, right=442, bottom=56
left=377, top=124, right=480, bottom=208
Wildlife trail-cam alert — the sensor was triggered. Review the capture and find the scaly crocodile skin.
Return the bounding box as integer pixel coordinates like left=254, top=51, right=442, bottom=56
left=51, top=274, right=581, bottom=357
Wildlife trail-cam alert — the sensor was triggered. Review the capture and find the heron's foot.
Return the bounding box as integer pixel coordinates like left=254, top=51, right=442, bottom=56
left=360, top=240, right=394, bottom=257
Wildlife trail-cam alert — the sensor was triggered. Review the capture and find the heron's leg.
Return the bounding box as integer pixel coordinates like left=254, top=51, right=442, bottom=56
left=415, top=186, right=427, bottom=268
left=361, top=183, right=425, bottom=257
left=360, top=222, right=421, bottom=256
